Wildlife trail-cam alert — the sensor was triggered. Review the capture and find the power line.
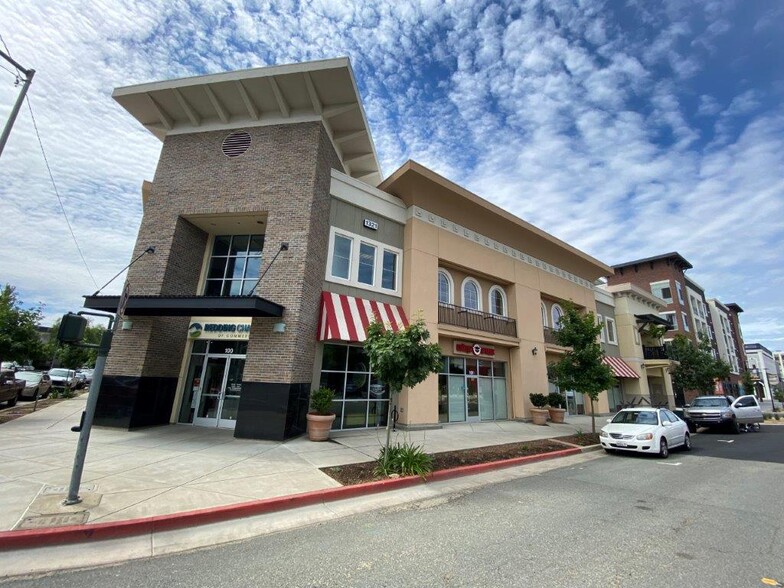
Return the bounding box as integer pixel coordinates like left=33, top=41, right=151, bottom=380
left=24, top=96, right=99, bottom=289
left=0, top=61, right=19, bottom=77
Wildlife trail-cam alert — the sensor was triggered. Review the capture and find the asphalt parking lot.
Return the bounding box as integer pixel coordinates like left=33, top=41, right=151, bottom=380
left=688, top=423, right=784, bottom=463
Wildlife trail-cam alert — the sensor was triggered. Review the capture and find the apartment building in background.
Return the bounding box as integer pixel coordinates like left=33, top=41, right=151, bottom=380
left=745, top=343, right=779, bottom=404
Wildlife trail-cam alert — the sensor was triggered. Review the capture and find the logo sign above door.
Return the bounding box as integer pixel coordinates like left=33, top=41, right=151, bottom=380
left=188, top=317, right=252, bottom=340
left=453, top=341, right=496, bottom=358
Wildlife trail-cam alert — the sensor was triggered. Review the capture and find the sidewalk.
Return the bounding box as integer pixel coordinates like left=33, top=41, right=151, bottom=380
left=0, top=395, right=597, bottom=532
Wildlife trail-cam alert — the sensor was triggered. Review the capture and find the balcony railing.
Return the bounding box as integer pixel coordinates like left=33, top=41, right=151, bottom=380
left=438, top=303, right=517, bottom=337
left=543, top=327, right=561, bottom=346
left=643, top=345, right=669, bottom=360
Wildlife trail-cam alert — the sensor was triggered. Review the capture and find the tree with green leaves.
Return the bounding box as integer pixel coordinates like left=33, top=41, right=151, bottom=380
left=547, top=302, right=615, bottom=433
left=668, top=333, right=730, bottom=399
left=740, top=369, right=756, bottom=397
left=364, top=316, right=442, bottom=457
left=45, top=317, right=105, bottom=369
left=0, top=284, right=43, bottom=367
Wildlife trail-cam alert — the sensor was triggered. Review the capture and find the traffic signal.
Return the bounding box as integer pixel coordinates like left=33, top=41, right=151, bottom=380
left=57, top=313, right=87, bottom=344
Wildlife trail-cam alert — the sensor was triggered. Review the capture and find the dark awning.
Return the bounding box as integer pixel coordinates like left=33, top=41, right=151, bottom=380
left=83, top=295, right=284, bottom=318
left=635, top=314, right=672, bottom=328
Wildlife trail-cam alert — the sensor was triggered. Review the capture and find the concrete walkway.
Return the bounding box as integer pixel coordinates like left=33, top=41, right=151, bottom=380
left=0, top=395, right=597, bottom=531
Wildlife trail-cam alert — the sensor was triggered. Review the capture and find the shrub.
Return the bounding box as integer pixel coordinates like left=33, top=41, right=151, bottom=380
left=547, top=392, right=566, bottom=409
left=764, top=412, right=772, bottom=420
left=309, top=387, right=335, bottom=415
left=375, top=442, right=433, bottom=478
left=529, top=393, right=548, bottom=408
left=775, top=414, right=781, bottom=421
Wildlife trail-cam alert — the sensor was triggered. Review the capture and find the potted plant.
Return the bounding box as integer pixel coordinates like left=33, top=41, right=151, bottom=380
left=306, top=386, right=336, bottom=441
left=529, top=393, right=549, bottom=425
left=547, top=392, right=567, bottom=423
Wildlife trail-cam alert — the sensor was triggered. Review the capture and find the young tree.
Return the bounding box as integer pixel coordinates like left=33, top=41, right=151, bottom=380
left=548, top=302, right=615, bottom=433
left=740, top=369, right=756, bottom=397
left=668, top=334, right=730, bottom=398
left=364, top=317, right=442, bottom=455
left=0, top=284, right=43, bottom=367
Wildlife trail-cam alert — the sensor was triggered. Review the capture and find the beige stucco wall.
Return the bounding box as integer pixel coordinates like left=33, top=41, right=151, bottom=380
left=399, top=216, right=605, bottom=425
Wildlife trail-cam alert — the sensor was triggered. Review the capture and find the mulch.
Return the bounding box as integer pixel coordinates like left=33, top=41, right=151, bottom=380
left=0, top=397, right=74, bottom=424
left=552, top=432, right=601, bottom=446
left=321, top=438, right=571, bottom=486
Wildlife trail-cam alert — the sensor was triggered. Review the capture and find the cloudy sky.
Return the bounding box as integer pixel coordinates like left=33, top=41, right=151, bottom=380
left=1, top=0, right=782, bottom=352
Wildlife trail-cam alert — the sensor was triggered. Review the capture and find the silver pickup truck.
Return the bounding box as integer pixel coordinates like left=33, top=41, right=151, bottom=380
left=683, top=395, right=763, bottom=433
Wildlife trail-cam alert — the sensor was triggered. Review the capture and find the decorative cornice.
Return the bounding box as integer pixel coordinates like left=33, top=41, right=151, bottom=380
left=408, top=206, right=594, bottom=290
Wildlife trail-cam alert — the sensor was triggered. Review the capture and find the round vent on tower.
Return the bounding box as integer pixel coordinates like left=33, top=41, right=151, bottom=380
left=221, top=131, right=251, bottom=158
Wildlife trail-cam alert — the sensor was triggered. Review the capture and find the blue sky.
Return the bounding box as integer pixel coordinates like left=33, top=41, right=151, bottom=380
left=0, top=0, right=782, bottom=352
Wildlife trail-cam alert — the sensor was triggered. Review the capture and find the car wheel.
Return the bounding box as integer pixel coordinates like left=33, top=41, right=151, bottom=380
left=683, top=433, right=691, bottom=451
left=730, top=419, right=740, bottom=434
left=7, top=395, right=17, bottom=407
left=658, top=438, right=669, bottom=459
left=687, top=422, right=697, bottom=434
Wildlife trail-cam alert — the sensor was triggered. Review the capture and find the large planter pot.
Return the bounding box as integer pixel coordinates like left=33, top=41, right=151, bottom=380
left=306, top=413, right=336, bottom=441
left=548, top=407, right=566, bottom=423
left=530, top=408, right=549, bottom=425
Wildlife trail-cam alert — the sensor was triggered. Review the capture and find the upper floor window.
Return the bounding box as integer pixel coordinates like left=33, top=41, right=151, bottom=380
left=659, top=312, right=675, bottom=329
left=676, top=282, right=685, bottom=304
left=551, top=304, right=564, bottom=330
left=438, top=270, right=453, bottom=304
left=462, top=278, right=481, bottom=310
left=682, top=312, right=690, bottom=332
left=541, top=302, right=548, bottom=328
left=650, top=281, right=672, bottom=304
left=326, top=228, right=401, bottom=295
left=488, top=286, right=506, bottom=316
left=605, top=317, right=617, bottom=344
left=597, top=314, right=605, bottom=342
left=204, top=234, right=265, bottom=296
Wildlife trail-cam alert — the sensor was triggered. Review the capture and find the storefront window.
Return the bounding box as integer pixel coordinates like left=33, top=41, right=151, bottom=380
left=320, top=343, right=388, bottom=429
left=437, top=356, right=508, bottom=423
left=204, top=234, right=265, bottom=296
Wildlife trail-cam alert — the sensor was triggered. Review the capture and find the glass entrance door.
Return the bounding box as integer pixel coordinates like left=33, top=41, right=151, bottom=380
left=192, top=355, right=245, bottom=430
left=466, top=377, right=480, bottom=422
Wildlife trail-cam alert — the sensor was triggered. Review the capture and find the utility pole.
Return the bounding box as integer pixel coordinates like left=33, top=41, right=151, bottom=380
left=0, top=48, right=35, bottom=158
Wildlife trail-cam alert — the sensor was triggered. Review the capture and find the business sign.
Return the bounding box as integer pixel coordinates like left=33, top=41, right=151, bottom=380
left=188, top=317, right=252, bottom=340
left=453, top=341, right=496, bottom=358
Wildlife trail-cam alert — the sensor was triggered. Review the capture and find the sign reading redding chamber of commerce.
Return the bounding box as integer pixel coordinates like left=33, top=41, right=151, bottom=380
left=363, top=218, right=379, bottom=230
left=453, top=341, right=496, bottom=358
left=188, top=317, right=252, bottom=340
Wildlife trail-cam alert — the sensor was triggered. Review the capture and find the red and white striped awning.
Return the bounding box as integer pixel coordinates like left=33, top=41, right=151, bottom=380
left=602, top=356, right=640, bottom=379
left=318, top=291, right=409, bottom=342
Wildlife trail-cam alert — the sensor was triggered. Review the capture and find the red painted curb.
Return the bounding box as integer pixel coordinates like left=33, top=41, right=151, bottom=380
left=0, top=446, right=582, bottom=550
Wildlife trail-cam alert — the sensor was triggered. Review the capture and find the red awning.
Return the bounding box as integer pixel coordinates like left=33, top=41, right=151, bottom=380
left=602, top=356, right=640, bottom=379
left=318, top=292, right=409, bottom=342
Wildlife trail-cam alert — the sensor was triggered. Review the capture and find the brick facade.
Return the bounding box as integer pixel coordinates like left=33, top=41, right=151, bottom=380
left=101, top=122, right=343, bottom=434
left=606, top=254, right=695, bottom=343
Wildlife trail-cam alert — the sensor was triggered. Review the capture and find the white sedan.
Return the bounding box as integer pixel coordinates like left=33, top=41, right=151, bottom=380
left=600, top=407, right=690, bottom=458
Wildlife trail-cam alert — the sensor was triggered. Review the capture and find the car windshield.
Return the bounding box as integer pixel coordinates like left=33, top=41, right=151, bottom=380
left=49, top=369, right=70, bottom=377
left=611, top=411, right=659, bottom=425
left=15, top=372, right=39, bottom=382
left=691, top=397, right=729, bottom=407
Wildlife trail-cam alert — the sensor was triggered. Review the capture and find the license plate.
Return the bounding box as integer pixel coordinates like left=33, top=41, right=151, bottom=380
left=616, top=441, right=626, bottom=447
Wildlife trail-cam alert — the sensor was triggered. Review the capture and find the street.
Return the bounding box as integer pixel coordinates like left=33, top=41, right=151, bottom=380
left=3, top=426, right=784, bottom=588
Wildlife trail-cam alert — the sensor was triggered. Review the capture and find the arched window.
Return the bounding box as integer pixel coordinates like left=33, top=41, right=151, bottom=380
left=551, top=304, right=564, bottom=330
left=541, top=302, right=548, bottom=328
left=437, top=269, right=453, bottom=304
left=488, top=286, right=506, bottom=316
left=462, top=278, right=481, bottom=310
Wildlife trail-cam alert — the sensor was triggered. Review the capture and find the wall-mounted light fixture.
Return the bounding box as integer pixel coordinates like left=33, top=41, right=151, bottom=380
left=532, top=347, right=538, bottom=356
left=121, top=320, right=133, bottom=331
left=273, top=322, right=286, bottom=334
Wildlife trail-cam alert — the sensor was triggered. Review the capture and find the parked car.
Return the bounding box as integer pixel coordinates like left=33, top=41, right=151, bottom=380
left=48, top=368, right=77, bottom=391
left=683, top=395, right=763, bottom=433
left=78, top=369, right=94, bottom=385
left=0, top=370, right=24, bottom=407
left=74, top=372, right=88, bottom=389
left=600, top=407, right=691, bottom=459
left=14, top=371, right=52, bottom=400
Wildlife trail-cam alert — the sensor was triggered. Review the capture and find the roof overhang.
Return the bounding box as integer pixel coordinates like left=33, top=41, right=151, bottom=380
left=83, top=295, right=284, bottom=318
left=635, top=314, right=672, bottom=329
left=113, top=57, right=382, bottom=186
